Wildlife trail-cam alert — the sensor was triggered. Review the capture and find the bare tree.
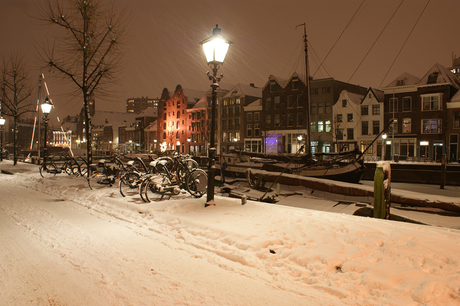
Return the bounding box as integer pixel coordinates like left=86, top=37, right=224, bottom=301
left=1, top=54, right=34, bottom=165
left=38, top=0, right=127, bottom=165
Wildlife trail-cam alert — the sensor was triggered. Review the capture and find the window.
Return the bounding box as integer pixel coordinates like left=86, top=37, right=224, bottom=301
left=347, top=128, right=354, bottom=140
left=177, top=112, right=180, bottom=119
left=254, top=124, right=260, bottom=137
left=274, top=96, right=281, bottom=109
left=310, top=88, right=318, bottom=95
left=266, top=97, right=272, bottom=110
left=270, top=81, right=276, bottom=92
left=310, top=121, right=316, bottom=133
left=361, top=105, right=369, bottom=116
left=422, top=94, right=441, bottom=111
left=254, top=112, right=260, bottom=121
left=310, top=103, right=317, bottom=115
left=337, top=129, right=343, bottom=140
left=287, top=113, right=294, bottom=126
left=236, top=98, right=240, bottom=105
left=297, top=113, right=304, bottom=126
left=247, top=124, right=252, bottom=137
left=325, top=120, right=331, bottom=133
left=246, top=113, right=252, bottom=121
left=292, top=78, right=298, bottom=90
left=342, top=99, right=347, bottom=107
left=228, top=119, right=233, bottom=129
left=318, top=102, right=324, bottom=114
left=360, top=141, right=373, bottom=154
left=235, top=106, right=240, bottom=116
left=228, top=108, right=233, bottom=116
left=389, top=98, right=398, bottom=113
left=163, top=113, right=167, bottom=120
left=402, top=118, right=411, bottom=133
left=235, top=118, right=240, bottom=129
left=372, top=104, right=380, bottom=115
left=403, top=97, right=412, bottom=112
left=455, top=112, right=460, bottom=128
left=266, top=115, right=272, bottom=125
left=337, top=114, right=342, bottom=123
left=318, top=121, right=324, bottom=133
left=422, top=119, right=441, bottom=134
left=222, top=108, right=227, bottom=117
left=274, top=114, right=280, bottom=127
left=347, top=113, right=353, bottom=122
left=223, top=99, right=228, bottom=106
left=325, top=101, right=332, bottom=114
left=288, top=95, right=295, bottom=107
left=389, top=119, right=398, bottom=135
left=372, top=121, right=380, bottom=135
left=362, top=121, right=369, bottom=135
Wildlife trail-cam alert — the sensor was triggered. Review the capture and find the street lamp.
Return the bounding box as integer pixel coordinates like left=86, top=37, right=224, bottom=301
left=200, top=25, right=232, bottom=206
left=41, top=97, right=53, bottom=166
left=0, top=116, right=5, bottom=162
left=382, top=133, right=387, bottom=160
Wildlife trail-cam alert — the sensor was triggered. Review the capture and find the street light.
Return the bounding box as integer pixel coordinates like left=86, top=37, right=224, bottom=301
left=382, top=133, right=387, bottom=160
left=200, top=25, right=232, bottom=206
left=0, top=116, right=5, bottom=162
left=41, top=97, right=53, bottom=166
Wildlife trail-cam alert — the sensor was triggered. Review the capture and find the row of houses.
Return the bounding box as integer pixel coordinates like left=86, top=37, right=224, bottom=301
left=59, top=61, right=460, bottom=162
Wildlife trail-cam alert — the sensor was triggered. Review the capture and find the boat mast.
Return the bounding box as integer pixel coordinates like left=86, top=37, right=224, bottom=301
left=297, top=23, right=311, bottom=156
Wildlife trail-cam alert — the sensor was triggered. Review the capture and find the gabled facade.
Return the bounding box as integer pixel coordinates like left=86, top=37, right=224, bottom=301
left=261, top=72, right=368, bottom=154
left=332, top=90, right=364, bottom=152
left=243, top=99, right=263, bottom=152
left=357, top=88, right=385, bottom=160
left=187, top=96, right=207, bottom=156
left=382, top=64, right=460, bottom=161
left=158, top=85, right=205, bottom=153
left=219, top=83, right=262, bottom=153
left=262, top=73, right=307, bottom=154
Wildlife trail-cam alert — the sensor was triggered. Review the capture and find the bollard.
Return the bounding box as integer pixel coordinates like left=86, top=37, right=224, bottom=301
left=374, top=161, right=391, bottom=219
left=440, top=154, right=446, bottom=189
left=241, top=195, right=247, bottom=205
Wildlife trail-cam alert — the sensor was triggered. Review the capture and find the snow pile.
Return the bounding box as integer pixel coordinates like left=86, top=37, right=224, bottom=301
left=1, top=160, right=460, bottom=305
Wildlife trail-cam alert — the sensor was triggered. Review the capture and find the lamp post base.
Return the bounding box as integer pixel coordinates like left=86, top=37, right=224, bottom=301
left=205, top=199, right=216, bottom=207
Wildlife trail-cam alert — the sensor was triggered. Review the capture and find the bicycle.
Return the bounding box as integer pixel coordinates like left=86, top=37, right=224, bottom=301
left=39, top=154, right=81, bottom=178
left=87, top=158, right=120, bottom=190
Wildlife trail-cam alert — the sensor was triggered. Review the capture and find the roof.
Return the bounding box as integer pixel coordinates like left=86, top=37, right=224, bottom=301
left=346, top=91, right=364, bottom=105
left=182, top=88, right=206, bottom=103
left=417, top=63, right=460, bottom=89
left=243, top=99, right=262, bottom=111
left=90, top=111, right=137, bottom=127
left=191, top=95, right=207, bottom=109
left=384, top=72, right=420, bottom=88
left=136, top=107, right=157, bottom=118
left=222, top=83, right=262, bottom=99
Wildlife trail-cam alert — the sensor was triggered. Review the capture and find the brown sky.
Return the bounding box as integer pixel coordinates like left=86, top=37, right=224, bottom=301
left=1, top=0, right=459, bottom=120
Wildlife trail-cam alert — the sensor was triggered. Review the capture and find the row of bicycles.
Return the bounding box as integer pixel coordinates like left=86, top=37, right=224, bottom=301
left=39, top=153, right=208, bottom=202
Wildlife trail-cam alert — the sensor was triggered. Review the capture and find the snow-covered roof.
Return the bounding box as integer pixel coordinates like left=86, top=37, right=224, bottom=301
left=243, top=98, right=262, bottom=111
left=346, top=91, right=364, bottom=105
left=191, top=95, right=207, bottom=109
left=137, top=107, right=158, bottom=118
left=91, top=111, right=137, bottom=127
left=384, top=72, right=420, bottom=88
left=417, top=63, right=460, bottom=89
left=222, top=84, right=262, bottom=99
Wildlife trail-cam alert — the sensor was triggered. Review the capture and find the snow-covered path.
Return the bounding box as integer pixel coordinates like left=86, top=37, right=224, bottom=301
left=1, top=161, right=460, bottom=305
left=0, top=172, right=336, bottom=305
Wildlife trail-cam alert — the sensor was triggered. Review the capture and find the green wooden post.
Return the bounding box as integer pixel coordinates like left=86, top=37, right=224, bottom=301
left=373, top=165, right=385, bottom=219
left=374, top=161, right=391, bottom=219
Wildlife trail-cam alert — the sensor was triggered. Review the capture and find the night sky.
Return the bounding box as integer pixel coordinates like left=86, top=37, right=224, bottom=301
left=1, top=0, right=459, bottom=121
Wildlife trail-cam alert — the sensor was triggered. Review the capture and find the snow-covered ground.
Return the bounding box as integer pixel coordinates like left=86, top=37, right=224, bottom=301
left=1, top=160, right=460, bottom=306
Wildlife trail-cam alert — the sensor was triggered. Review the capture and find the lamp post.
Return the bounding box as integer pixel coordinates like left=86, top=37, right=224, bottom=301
left=382, top=133, right=387, bottom=160
left=200, top=25, right=232, bottom=206
left=41, top=97, right=53, bottom=166
left=0, top=116, right=5, bottom=162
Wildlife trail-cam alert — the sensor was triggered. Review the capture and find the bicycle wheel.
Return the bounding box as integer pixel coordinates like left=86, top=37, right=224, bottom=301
left=139, top=175, right=151, bottom=202
left=178, top=159, right=199, bottom=185
left=186, top=168, right=208, bottom=198
left=39, top=163, right=58, bottom=178
left=145, top=175, right=173, bottom=202
left=119, top=172, right=141, bottom=197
